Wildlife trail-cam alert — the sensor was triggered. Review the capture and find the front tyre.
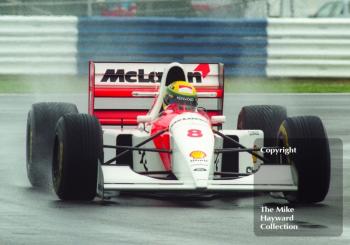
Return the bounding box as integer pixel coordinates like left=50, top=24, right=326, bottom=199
left=52, top=114, right=103, bottom=201
left=237, top=105, right=287, bottom=163
left=26, top=102, right=78, bottom=188
left=278, top=116, right=330, bottom=203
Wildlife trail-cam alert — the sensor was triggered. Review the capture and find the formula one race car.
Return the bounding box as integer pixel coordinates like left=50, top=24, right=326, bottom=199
left=26, top=62, right=330, bottom=203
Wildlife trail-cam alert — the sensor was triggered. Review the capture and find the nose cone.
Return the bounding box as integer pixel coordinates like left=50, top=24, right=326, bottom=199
left=170, top=113, right=214, bottom=189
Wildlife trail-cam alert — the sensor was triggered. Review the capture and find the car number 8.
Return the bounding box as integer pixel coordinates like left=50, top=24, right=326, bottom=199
left=187, top=129, right=202, bottom=137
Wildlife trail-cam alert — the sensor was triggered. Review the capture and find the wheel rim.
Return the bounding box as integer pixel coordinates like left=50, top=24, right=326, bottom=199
left=52, top=137, right=63, bottom=189
left=26, top=113, right=34, bottom=182
left=278, top=123, right=299, bottom=201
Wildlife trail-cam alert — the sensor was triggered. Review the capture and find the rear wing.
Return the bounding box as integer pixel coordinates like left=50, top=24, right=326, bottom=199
left=89, top=61, right=224, bottom=126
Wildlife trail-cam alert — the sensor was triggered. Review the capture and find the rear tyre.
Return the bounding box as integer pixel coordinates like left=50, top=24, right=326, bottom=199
left=26, top=102, right=78, bottom=188
left=52, top=114, right=103, bottom=201
left=237, top=105, right=287, bottom=163
left=278, top=116, right=330, bottom=203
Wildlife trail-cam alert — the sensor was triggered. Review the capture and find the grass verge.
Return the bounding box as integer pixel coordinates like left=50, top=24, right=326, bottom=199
left=225, top=78, right=350, bottom=93
left=0, top=75, right=87, bottom=93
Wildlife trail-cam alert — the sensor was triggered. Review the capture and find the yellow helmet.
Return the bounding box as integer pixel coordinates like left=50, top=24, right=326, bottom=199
left=163, top=81, right=198, bottom=109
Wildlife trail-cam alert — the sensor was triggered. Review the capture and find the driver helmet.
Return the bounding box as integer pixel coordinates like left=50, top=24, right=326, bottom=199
left=163, top=81, right=198, bottom=110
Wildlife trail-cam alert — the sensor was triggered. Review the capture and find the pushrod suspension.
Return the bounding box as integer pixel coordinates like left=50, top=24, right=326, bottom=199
left=212, top=129, right=268, bottom=162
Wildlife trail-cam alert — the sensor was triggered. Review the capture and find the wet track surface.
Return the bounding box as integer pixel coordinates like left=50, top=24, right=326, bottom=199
left=0, top=93, right=349, bottom=245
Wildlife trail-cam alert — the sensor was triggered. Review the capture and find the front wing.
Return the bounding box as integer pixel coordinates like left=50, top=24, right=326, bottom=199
left=97, top=164, right=297, bottom=197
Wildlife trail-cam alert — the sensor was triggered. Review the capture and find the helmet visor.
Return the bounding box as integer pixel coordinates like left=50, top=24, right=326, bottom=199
left=164, top=94, right=198, bottom=108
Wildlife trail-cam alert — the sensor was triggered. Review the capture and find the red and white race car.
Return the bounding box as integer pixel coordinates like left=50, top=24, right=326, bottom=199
left=26, top=62, right=330, bottom=203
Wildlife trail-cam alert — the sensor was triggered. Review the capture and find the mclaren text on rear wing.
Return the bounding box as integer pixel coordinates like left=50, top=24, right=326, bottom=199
left=89, top=61, right=224, bottom=126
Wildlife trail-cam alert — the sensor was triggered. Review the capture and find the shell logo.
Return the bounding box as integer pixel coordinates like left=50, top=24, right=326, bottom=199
left=190, top=151, right=206, bottom=159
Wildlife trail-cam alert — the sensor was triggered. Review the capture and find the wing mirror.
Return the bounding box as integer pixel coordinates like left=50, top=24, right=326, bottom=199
left=211, top=115, right=226, bottom=124
left=137, top=115, right=152, bottom=123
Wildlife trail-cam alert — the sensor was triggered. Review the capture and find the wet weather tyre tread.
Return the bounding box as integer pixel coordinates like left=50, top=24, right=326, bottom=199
left=26, top=102, right=78, bottom=188
left=279, top=116, right=330, bottom=203
left=53, top=114, right=102, bottom=201
left=237, top=105, right=287, bottom=163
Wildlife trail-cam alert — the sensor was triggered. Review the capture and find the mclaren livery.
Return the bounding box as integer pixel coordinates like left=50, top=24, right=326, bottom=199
left=26, top=62, right=331, bottom=203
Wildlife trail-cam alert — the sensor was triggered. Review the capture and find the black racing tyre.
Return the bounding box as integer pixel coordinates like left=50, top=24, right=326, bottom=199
left=26, top=102, right=78, bottom=188
left=237, top=105, right=287, bottom=163
left=52, top=114, right=103, bottom=201
left=278, top=116, right=330, bottom=203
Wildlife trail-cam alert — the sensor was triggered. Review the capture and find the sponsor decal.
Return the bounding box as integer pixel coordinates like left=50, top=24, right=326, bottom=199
left=190, top=164, right=207, bottom=167
left=177, top=96, right=195, bottom=102
left=138, top=151, right=148, bottom=171
left=190, top=159, right=208, bottom=163
left=169, top=117, right=207, bottom=129
left=190, top=150, right=206, bottom=159
left=246, top=166, right=253, bottom=174
left=193, top=168, right=207, bottom=171
left=100, top=69, right=202, bottom=83
left=249, top=130, right=261, bottom=136
left=194, top=63, right=210, bottom=78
